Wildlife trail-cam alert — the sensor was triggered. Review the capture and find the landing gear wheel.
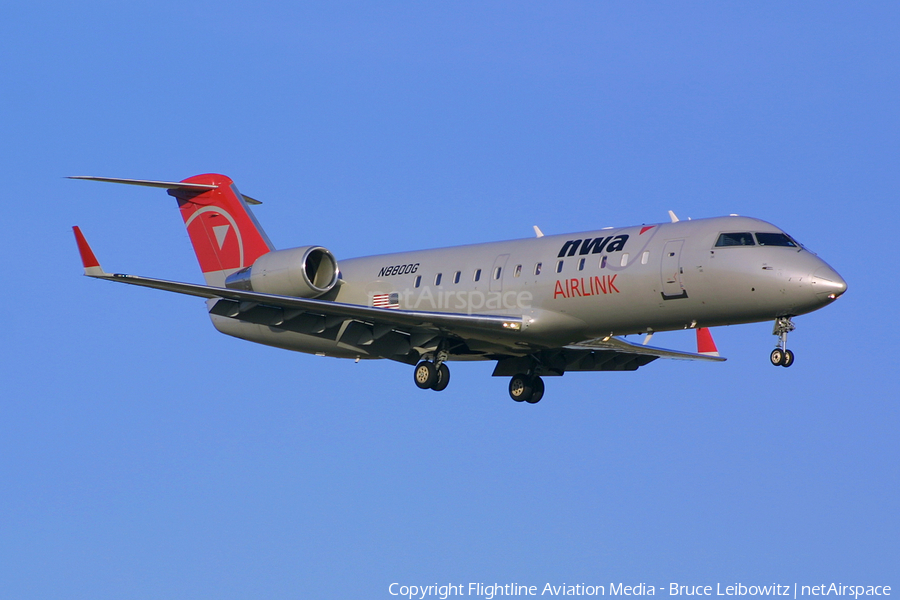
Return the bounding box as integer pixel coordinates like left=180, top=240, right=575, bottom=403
left=770, top=349, right=784, bottom=366
left=781, top=349, right=794, bottom=368
left=431, top=363, right=451, bottom=391
left=414, top=361, right=437, bottom=389
left=525, top=376, right=544, bottom=404
left=771, top=317, right=796, bottom=367
left=509, top=373, right=534, bottom=403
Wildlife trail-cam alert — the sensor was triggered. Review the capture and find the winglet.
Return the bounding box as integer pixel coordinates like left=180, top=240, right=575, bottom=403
left=696, top=327, right=719, bottom=356
left=72, top=226, right=106, bottom=277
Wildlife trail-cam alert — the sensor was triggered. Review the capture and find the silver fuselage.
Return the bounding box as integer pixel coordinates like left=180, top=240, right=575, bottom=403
left=211, top=215, right=846, bottom=359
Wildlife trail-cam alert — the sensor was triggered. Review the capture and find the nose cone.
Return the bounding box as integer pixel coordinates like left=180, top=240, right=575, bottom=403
left=812, top=264, right=847, bottom=299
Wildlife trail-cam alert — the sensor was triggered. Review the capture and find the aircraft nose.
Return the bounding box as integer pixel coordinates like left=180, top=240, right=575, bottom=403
left=812, top=264, right=847, bottom=299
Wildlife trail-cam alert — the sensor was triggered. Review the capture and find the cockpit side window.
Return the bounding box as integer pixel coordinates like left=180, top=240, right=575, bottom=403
left=715, top=232, right=755, bottom=247
left=755, top=232, right=798, bottom=247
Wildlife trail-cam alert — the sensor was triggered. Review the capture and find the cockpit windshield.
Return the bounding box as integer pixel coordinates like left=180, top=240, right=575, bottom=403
left=715, top=232, right=755, bottom=247
left=715, top=231, right=801, bottom=248
left=755, top=232, right=798, bottom=247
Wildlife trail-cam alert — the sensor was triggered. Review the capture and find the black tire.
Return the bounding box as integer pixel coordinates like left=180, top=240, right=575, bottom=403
left=770, top=348, right=784, bottom=366
left=414, top=361, right=437, bottom=389
left=526, top=376, right=545, bottom=404
left=509, top=374, right=533, bottom=403
left=431, top=363, right=451, bottom=391
left=781, top=349, right=794, bottom=368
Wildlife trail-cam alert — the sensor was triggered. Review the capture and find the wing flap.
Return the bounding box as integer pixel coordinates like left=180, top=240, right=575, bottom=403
left=566, top=335, right=726, bottom=362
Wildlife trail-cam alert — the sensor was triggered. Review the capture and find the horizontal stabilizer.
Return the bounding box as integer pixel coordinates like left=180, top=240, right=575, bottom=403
left=69, top=176, right=262, bottom=204
left=68, top=176, right=217, bottom=191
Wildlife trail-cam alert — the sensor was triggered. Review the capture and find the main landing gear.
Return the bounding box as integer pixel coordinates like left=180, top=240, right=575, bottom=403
left=414, top=360, right=450, bottom=391
left=412, top=341, right=546, bottom=403
left=509, top=373, right=545, bottom=404
left=413, top=345, right=450, bottom=392
left=770, top=316, right=795, bottom=367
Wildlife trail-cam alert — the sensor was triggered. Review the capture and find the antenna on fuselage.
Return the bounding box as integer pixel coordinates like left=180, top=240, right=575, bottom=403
left=533, top=225, right=544, bottom=238
left=668, top=210, right=679, bottom=223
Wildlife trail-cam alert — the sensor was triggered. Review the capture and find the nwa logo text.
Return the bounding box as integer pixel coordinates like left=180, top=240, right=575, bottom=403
left=558, top=234, right=629, bottom=257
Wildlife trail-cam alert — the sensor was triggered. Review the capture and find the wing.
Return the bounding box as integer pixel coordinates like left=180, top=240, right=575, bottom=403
left=491, top=329, right=724, bottom=377
left=73, top=227, right=524, bottom=361
left=566, top=334, right=726, bottom=362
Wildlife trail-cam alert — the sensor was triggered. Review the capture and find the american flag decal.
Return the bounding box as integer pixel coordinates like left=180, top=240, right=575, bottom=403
left=372, top=292, right=400, bottom=309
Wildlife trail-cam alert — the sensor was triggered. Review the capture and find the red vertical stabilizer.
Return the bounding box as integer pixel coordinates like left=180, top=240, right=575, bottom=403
left=170, top=174, right=274, bottom=286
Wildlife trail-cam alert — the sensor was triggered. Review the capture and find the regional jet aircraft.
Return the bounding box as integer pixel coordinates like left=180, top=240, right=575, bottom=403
left=72, top=174, right=847, bottom=403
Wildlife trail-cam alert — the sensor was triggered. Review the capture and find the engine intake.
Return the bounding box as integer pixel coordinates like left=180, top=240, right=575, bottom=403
left=224, top=246, right=339, bottom=298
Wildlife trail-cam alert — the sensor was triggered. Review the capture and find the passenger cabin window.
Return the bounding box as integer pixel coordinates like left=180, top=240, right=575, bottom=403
left=578, top=257, right=586, bottom=271
left=493, top=266, right=502, bottom=280
left=620, top=253, right=629, bottom=267
left=556, top=260, right=564, bottom=273
left=641, top=251, right=650, bottom=265
left=453, top=271, right=461, bottom=284
left=600, top=256, right=607, bottom=269
left=414, top=275, right=421, bottom=288
left=514, top=264, right=522, bottom=277
left=755, top=232, right=798, bottom=247
left=534, top=262, right=542, bottom=275
left=716, top=232, right=755, bottom=247
left=474, top=269, right=481, bottom=282
left=434, top=273, right=442, bottom=286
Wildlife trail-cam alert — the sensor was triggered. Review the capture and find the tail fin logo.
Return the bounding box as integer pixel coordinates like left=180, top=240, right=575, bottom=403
left=183, top=205, right=245, bottom=271
left=212, top=224, right=231, bottom=250
left=168, top=174, right=274, bottom=285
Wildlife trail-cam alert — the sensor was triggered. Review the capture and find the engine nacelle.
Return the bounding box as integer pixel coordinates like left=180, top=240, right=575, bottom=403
left=224, top=246, right=339, bottom=298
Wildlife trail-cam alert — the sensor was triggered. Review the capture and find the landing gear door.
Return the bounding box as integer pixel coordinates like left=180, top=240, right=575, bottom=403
left=660, top=240, right=688, bottom=300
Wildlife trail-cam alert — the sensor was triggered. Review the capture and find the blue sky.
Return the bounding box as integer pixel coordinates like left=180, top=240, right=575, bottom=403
left=2, top=2, right=897, bottom=598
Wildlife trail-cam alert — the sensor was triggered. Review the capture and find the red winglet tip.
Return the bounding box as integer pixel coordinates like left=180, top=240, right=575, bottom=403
left=72, top=226, right=100, bottom=269
left=696, top=327, right=719, bottom=355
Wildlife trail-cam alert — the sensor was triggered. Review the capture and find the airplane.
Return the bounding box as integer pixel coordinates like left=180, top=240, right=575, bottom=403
left=71, top=173, right=847, bottom=403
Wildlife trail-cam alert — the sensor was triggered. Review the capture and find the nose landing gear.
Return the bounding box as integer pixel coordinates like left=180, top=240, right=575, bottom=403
left=770, top=317, right=796, bottom=367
